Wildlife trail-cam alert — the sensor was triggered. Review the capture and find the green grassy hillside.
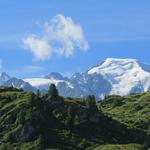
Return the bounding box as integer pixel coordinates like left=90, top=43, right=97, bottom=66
left=93, top=144, right=145, bottom=150
left=100, top=92, right=150, bottom=132
left=0, top=86, right=150, bottom=150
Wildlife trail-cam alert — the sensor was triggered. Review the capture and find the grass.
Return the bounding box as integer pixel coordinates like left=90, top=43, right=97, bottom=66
left=100, top=92, right=150, bottom=131
left=0, top=87, right=150, bottom=150
left=92, top=144, right=144, bottom=150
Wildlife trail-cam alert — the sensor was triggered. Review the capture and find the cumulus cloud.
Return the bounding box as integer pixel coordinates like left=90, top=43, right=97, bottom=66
left=23, top=14, right=89, bottom=60
left=24, top=35, right=51, bottom=60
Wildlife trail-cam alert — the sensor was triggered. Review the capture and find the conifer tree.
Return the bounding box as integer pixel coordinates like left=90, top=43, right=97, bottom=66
left=48, top=84, right=58, bottom=98
left=85, top=95, right=97, bottom=113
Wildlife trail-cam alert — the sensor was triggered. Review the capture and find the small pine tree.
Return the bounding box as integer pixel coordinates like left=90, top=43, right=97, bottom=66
left=85, top=95, right=96, bottom=108
left=48, top=84, right=58, bottom=98
left=36, top=90, right=40, bottom=98
left=85, top=95, right=98, bottom=114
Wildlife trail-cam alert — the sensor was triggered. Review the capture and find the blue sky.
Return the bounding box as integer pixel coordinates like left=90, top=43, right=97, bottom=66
left=0, top=0, right=150, bottom=78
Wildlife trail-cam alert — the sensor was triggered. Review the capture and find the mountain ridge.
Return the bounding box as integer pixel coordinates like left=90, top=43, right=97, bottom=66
left=1, top=58, right=150, bottom=99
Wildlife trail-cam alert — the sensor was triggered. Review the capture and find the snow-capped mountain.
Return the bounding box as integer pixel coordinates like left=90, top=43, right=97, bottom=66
left=23, top=58, right=150, bottom=98
left=23, top=72, right=111, bottom=98
left=23, top=73, right=75, bottom=95
left=88, top=58, right=150, bottom=96
left=1, top=58, right=150, bottom=99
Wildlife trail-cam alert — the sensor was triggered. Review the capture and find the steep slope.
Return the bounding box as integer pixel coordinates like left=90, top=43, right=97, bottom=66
left=70, top=73, right=111, bottom=98
left=88, top=58, right=150, bottom=96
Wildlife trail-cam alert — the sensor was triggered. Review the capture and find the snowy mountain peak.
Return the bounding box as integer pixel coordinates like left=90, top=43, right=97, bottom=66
left=88, top=58, right=142, bottom=74
left=88, top=58, right=139, bottom=74
left=88, top=58, right=150, bottom=96
left=104, top=58, right=138, bottom=62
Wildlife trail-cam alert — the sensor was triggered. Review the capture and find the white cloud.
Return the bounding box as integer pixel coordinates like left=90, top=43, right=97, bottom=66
left=23, top=14, right=89, bottom=60
left=23, top=35, right=51, bottom=60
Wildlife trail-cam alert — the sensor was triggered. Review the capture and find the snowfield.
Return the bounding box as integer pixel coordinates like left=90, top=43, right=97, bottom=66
left=23, top=78, right=74, bottom=90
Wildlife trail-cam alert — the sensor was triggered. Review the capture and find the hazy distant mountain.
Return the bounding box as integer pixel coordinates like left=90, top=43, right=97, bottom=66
left=4, top=78, right=36, bottom=92
left=1, top=58, right=150, bottom=99
left=0, top=73, right=36, bottom=92
left=0, top=72, right=11, bottom=85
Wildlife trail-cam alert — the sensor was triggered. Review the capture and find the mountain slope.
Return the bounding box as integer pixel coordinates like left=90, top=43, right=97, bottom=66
left=0, top=72, right=36, bottom=92
left=100, top=91, right=150, bottom=132
left=4, top=78, right=36, bottom=92
left=0, top=87, right=149, bottom=150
